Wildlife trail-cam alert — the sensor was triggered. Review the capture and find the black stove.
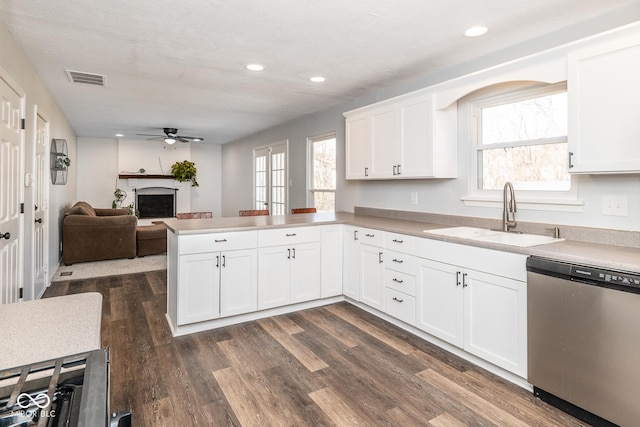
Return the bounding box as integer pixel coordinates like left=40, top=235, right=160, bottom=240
left=0, top=349, right=130, bottom=427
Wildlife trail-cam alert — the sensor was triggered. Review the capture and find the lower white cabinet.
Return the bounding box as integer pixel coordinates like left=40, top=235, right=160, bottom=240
left=359, top=243, right=385, bottom=310
left=416, top=256, right=527, bottom=377
left=177, top=248, right=258, bottom=325
left=258, top=242, right=321, bottom=310
left=219, top=249, right=258, bottom=317
left=321, top=225, right=343, bottom=298
left=178, top=252, right=219, bottom=325
left=342, top=226, right=360, bottom=300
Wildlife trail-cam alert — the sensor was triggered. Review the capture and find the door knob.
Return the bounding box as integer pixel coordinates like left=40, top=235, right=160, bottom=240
left=35, top=218, right=43, bottom=224
left=0, top=232, right=10, bottom=240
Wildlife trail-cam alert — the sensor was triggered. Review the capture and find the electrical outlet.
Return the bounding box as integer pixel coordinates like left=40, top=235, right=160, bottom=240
left=602, top=195, right=628, bottom=216
left=410, top=191, right=418, bottom=205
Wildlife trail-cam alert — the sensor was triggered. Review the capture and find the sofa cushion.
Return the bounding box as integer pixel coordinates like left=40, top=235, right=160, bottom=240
left=74, top=201, right=96, bottom=216
left=66, top=205, right=93, bottom=216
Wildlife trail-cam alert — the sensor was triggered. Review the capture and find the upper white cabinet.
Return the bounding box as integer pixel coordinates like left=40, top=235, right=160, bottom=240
left=344, top=91, right=457, bottom=180
left=568, top=32, right=640, bottom=173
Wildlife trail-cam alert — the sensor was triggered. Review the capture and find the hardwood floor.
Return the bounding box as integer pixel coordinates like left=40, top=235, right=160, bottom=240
left=43, top=271, right=587, bottom=426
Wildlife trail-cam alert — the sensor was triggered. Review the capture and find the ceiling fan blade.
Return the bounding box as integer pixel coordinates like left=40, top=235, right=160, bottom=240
left=136, top=133, right=165, bottom=137
left=176, top=135, right=204, bottom=141
left=177, top=137, right=190, bottom=143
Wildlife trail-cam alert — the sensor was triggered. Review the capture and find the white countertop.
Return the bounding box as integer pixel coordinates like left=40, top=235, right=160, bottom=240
left=0, top=292, right=102, bottom=370
left=163, top=212, right=640, bottom=273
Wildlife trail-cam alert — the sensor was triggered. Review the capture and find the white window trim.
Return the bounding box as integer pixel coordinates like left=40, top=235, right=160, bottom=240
left=463, top=82, right=583, bottom=212
left=306, top=132, right=336, bottom=210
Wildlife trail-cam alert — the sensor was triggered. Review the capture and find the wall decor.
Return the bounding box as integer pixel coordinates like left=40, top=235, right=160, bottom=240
left=50, top=138, right=70, bottom=185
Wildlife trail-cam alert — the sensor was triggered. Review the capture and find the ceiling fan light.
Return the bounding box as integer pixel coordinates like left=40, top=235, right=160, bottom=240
left=193, top=138, right=202, bottom=142
left=164, top=137, right=176, bottom=144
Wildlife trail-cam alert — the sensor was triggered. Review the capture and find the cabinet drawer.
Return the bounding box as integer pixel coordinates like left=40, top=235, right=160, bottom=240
left=358, top=227, right=384, bottom=247
left=180, top=231, right=258, bottom=255
left=384, top=250, right=415, bottom=275
left=385, top=232, right=415, bottom=254
left=384, top=288, right=416, bottom=326
left=384, top=270, right=416, bottom=296
left=258, top=226, right=322, bottom=247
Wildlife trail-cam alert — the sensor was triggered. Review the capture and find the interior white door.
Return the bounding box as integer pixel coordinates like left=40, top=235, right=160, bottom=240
left=33, top=110, right=49, bottom=299
left=0, top=71, right=25, bottom=304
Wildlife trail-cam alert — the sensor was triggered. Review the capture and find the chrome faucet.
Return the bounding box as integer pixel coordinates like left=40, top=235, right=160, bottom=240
left=502, top=181, right=517, bottom=232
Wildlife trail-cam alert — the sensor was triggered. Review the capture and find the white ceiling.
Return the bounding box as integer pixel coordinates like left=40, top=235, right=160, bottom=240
left=1, top=1, right=638, bottom=144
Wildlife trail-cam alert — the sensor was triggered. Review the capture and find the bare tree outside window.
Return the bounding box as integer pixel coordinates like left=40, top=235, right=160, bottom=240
left=476, top=84, right=570, bottom=192
left=309, top=134, right=336, bottom=212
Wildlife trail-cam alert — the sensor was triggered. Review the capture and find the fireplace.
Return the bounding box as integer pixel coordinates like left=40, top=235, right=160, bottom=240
left=135, top=187, right=177, bottom=218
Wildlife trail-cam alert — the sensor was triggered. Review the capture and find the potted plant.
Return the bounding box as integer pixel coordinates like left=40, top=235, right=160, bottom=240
left=171, top=160, right=199, bottom=187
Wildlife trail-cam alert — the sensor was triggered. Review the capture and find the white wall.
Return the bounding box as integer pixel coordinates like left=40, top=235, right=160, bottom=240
left=0, top=21, right=78, bottom=297
left=77, top=138, right=222, bottom=216
left=222, top=15, right=640, bottom=231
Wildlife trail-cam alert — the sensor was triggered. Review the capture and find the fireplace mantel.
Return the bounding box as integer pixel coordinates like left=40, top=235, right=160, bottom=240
left=118, top=174, right=173, bottom=179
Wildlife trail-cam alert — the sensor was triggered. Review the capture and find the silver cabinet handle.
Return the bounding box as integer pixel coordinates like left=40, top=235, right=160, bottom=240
left=292, top=248, right=296, bottom=259
left=287, top=248, right=291, bottom=259
left=365, top=233, right=375, bottom=238
left=222, top=255, right=226, bottom=267
left=392, top=278, right=404, bottom=284
left=392, top=258, right=403, bottom=264
left=378, top=252, right=383, bottom=263
left=354, top=230, right=358, bottom=241
left=462, top=272, right=468, bottom=287
left=397, top=164, right=402, bottom=175
left=392, top=239, right=403, bottom=244
left=568, top=151, right=574, bottom=169
left=392, top=297, right=404, bottom=303
left=214, top=238, right=227, bottom=243
left=216, top=255, right=220, bottom=268
left=286, top=233, right=297, bottom=237
left=365, top=167, right=369, bottom=177
left=393, top=165, right=397, bottom=176
left=456, top=271, right=461, bottom=287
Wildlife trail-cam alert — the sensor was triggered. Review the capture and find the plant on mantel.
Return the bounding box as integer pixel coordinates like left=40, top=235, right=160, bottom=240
left=171, top=160, right=199, bottom=187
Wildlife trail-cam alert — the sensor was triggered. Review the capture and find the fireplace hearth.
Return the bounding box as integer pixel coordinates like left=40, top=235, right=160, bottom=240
left=135, top=187, right=177, bottom=218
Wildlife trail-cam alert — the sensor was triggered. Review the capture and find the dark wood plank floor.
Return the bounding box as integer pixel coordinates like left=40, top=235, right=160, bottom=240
left=44, top=271, right=587, bottom=426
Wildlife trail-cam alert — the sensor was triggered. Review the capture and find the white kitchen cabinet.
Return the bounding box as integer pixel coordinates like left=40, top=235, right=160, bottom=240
left=568, top=32, right=640, bottom=173
left=321, top=225, right=343, bottom=298
left=177, top=252, right=219, bottom=325
left=344, top=91, right=457, bottom=180
left=358, top=228, right=385, bottom=310
left=219, top=249, right=258, bottom=317
left=345, top=111, right=369, bottom=179
left=415, top=238, right=527, bottom=377
left=342, top=226, right=360, bottom=300
left=258, top=242, right=321, bottom=310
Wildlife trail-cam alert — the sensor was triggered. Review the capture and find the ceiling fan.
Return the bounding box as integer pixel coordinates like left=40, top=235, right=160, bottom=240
left=136, top=128, right=204, bottom=144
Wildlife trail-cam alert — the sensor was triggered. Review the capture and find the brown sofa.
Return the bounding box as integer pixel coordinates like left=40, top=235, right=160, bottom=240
left=62, top=201, right=137, bottom=265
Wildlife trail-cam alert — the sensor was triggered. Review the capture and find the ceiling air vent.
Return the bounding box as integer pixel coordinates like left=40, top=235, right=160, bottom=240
left=65, top=70, right=106, bottom=87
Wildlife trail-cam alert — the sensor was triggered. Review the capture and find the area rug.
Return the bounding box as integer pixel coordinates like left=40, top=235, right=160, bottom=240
left=51, top=254, right=167, bottom=282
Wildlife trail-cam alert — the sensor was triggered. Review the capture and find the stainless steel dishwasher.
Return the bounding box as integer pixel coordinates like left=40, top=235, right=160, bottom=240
left=527, top=256, right=640, bottom=427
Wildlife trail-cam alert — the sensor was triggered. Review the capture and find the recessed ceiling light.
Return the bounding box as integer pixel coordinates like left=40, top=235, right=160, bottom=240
left=246, top=64, right=264, bottom=71
left=464, top=26, right=488, bottom=37
left=310, top=76, right=326, bottom=83
left=115, top=133, right=123, bottom=137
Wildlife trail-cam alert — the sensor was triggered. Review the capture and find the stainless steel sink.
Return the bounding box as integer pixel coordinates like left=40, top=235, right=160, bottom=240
left=423, top=226, right=563, bottom=247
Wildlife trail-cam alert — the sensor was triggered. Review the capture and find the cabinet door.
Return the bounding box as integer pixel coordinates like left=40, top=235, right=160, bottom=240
left=220, top=249, right=257, bottom=317
left=568, top=34, right=640, bottom=173
left=321, top=225, right=343, bottom=298
left=398, top=94, right=433, bottom=178
left=258, top=246, right=291, bottom=310
left=178, top=253, right=220, bottom=325
left=464, top=270, right=527, bottom=377
left=369, top=106, right=397, bottom=178
left=416, top=258, right=463, bottom=347
left=345, top=113, right=369, bottom=179
left=359, top=244, right=385, bottom=310
left=291, top=242, right=322, bottom=303
left=342, top=226, right=360, bottom=300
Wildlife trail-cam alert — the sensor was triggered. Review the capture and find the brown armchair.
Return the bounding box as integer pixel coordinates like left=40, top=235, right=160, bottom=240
left=62, top=201, right=137, bottom=265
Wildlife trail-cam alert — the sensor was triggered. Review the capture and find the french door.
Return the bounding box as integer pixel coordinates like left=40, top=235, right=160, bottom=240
left=32, top=109, right=49, bottom=299
left=254, top=141, right=287, bottom=215
left=0, top=69, right=25, bottom=304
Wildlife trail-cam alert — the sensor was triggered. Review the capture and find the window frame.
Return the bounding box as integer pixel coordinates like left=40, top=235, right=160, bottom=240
left=462, top=81, right=583, bottom=212
left=306, top=132, right=336, bottom=212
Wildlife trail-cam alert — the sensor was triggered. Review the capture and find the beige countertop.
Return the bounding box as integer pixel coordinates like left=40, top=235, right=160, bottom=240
left=163, top=212, right=640, bottom=274
left=0, top=292, right=102, bottom=370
